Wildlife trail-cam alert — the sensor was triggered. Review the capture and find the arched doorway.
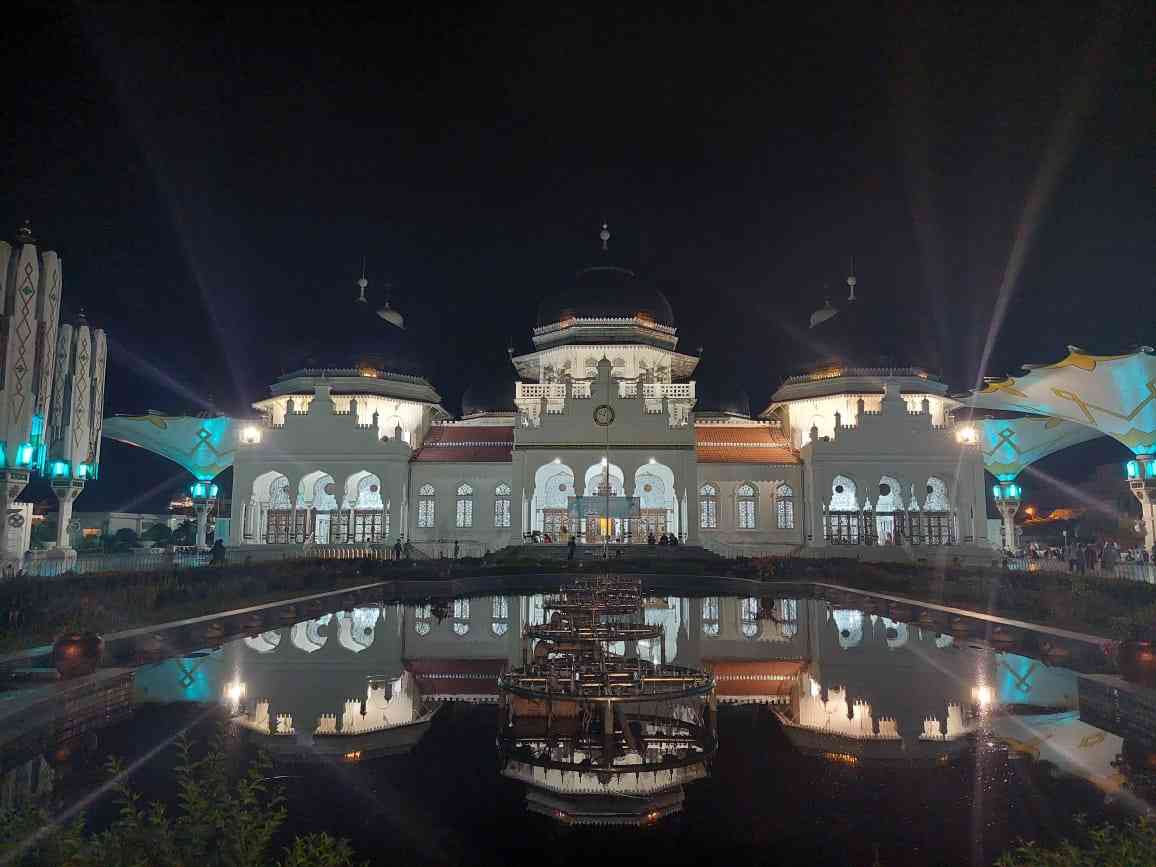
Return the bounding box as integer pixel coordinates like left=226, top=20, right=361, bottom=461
left=251, top=471, right=292, bottom=543
left=581, top=460, right=626, bottom=543
left=531, top=462, right=575, bottom=540
left=633, top=461, right=676, bottom=541
left=341, top=470, right=387, bottom=542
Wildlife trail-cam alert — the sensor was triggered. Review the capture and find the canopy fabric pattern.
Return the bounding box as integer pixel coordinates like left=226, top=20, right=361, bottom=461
left=962, top=347, right=1156, bottom=456
left=102, top=414, right=235, bottom=480
left=978, top=416, right=1103, bottom=481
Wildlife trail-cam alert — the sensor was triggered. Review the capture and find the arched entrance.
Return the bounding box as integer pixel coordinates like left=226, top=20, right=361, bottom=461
left=581, top=460, right=626, bottom=543
left=531, top=461, right=575, bottom=540
left=340, top=470, right=388, bottom=542
left=633, top=461, right=676, bottom=541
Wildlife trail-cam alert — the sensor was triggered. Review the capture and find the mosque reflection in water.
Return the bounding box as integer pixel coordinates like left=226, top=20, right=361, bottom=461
left=151, top=588, right=1140, bottom=823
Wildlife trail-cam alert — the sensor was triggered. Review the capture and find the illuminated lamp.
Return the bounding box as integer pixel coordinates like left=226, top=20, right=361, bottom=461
left=15, top=442, right=34, bottom=467
left=992, top=485, right=1001, bottom=499
left=49, top=460, right=70, bottom=479
left=76, top=463, right=93, bottom=480
left=240, top=425, right=262, bottom=444
left=954, top=426, right=978, bottom=445
left=1126, top=460, right=1140, bottom=480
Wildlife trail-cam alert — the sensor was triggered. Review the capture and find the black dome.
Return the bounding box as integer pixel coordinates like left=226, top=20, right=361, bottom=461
left=461, top=378, right=514, bottom=415
left=293, top=296, right=426, bottom=376
left=797, top=299, right=932, bottom=373
left=536, top=266, right=675, bottom=328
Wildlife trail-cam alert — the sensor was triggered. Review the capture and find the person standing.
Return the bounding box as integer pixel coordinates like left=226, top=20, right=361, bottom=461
left=393, top=537, right=402, bottom=561
left=567, top=534, right=576, bottom=561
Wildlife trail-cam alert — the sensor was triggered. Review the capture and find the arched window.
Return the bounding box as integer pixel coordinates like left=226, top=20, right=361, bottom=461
left=455, top=483, right=474, bottom=528
left=736, top=483, right=758, bottom=529
left=702, top=598, right=720, bottom=636
left=417, top=484, right=436, bottom=528
left=452, top=598, right=470, bottom=635
left=776, top=483, right=794, bottom=529
left=414, top=604, right=432, bottom=636
left=494, top=482, right=512, bottom=528
left=741, top=597, right=760, bottom=637
left=491, top=596, right=509, bottom=636
left=699, top=483, right=718, bottom=529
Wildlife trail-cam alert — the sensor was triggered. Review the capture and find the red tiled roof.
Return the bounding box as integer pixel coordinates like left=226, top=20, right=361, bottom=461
left=695, top=426, right=799, bottom=464
left=412, top=425, right=513, bottom=462
left=705, top=659, right=803, bottom=698
left=405, top=658, right=506, bottom=696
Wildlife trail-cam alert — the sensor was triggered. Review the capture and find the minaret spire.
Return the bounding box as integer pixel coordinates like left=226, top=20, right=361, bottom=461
left=356, top=257, right=368, bottom=303
left=846, top=256, right=857, bottom=302
left=599, top=222, right=610, bottom=252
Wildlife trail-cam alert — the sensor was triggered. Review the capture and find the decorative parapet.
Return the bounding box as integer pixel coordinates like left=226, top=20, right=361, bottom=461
left=515, top=379, right=695, bottom=428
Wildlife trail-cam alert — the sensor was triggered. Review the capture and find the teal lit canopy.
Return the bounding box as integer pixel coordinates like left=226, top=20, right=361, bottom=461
left=962, top=347, right=1156, bottom=457
left=977, top=416, right=1103, bottom=482
left=102, top=414, right=235, bottom=481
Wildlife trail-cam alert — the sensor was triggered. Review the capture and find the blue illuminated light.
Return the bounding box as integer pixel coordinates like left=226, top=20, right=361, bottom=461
left=50, top=460, right=70, bottom=479
left=188, top=481, right=220, bottom=499
left=15, top=443, right=34, bottom=467
left=1147, top=461, right=1156, bottom=479
left=1126, top=460, right=1140, bottom=480
left=992, top=485, right=1000, bottom=498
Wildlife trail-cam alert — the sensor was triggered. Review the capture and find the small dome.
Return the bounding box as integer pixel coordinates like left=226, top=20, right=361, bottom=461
left=536, top=266, right=675, bottom=328
left=809, top=299, right=839, bottom=329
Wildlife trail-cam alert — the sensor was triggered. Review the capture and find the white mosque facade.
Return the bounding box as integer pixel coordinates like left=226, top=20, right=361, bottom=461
left=227, top=256, right=992, bottom=559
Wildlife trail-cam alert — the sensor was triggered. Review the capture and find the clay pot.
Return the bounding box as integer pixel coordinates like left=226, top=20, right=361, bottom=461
left=53, top=632, right=103, bottom=678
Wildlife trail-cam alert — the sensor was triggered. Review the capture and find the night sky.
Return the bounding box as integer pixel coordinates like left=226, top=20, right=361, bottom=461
left=5, top=2, right=1153, bottom=512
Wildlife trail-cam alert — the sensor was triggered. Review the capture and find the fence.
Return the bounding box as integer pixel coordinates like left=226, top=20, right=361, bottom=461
left=1002, top=555, right=1155, bottom=583
left=16, top=538, right=495, bottom=578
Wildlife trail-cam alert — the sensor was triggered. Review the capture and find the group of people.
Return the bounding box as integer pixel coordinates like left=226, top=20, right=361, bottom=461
left=646, top=531, right=681, bottom=546
left=1057, top=539, right=1153, bottom=573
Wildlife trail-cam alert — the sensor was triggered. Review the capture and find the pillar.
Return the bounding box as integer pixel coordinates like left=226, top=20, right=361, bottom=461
left=992, top=481, right=1021, bottom=552
left=1126, top=457, right=1156, bottom=555
left=193, top=501, right=211, bottom=549
left=0, top=471, right=30, bottom=568
left=51, top=479, right=85, bottom=550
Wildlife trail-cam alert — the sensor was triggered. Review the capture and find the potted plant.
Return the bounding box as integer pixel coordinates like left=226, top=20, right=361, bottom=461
left=52, top=616, right=103, bottom=678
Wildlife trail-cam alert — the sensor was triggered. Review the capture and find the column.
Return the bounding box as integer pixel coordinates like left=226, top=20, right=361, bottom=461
left=0, top=471, right=30, bottom=568
left=992, top=481, right=1021, bottom=552
left=51, top=480, right=85, bottom=551
left=1126, top=457, right=1156, bottom=556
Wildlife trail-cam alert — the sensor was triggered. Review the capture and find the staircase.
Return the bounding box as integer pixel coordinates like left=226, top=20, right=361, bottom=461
left=508, top=544, right=721, bottom=561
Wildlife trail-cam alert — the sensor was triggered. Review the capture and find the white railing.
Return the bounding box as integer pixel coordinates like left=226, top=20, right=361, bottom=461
left=21, top=548, right=210, bottom=578
left=1002, top=556, right=1155, bottom=583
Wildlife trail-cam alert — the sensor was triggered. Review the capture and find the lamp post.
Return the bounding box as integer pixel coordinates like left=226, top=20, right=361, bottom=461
left=1125, top=457, right=1156, bottom=555
left=992, top=481, right=1022, bottom=553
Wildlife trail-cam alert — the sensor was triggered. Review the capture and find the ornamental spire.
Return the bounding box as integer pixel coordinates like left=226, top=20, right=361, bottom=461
left=599, top=222, right=610, bottom=252
left=356, top=257, right=368, bottom=303
left=846, top=256, right=857, bottom=302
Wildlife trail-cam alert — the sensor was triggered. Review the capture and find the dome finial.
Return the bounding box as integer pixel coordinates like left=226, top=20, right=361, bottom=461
left=356, top=257, right=368, bottom=303
left=846, top=256, right=857, bottom=302
left=14, top=220, right=35, bottom=245
left=599, top=222, right=610, bottom=252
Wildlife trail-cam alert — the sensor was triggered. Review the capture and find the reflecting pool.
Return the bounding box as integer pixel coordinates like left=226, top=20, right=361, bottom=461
left=63, top=587, right=1156, bottom=864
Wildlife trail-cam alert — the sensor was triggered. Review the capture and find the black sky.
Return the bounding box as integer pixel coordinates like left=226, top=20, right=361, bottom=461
left=3, top=1, right=1153, bottom=511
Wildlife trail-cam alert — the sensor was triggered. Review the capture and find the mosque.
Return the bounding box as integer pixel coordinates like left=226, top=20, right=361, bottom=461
left=223, top=228, right=991, bottom=559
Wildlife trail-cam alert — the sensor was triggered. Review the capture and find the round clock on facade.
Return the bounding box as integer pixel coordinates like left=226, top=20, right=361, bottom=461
left=593, top=404, right=615, bottom=426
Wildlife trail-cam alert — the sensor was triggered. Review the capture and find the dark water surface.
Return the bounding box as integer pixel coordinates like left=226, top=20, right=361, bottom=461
left=53, top=588, right=1153, bottom=865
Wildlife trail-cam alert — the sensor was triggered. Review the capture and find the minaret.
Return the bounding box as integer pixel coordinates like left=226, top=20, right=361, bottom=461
left=846, top=256, right=857, bottom=302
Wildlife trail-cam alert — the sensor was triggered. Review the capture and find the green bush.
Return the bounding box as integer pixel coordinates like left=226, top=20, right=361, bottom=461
left=995, top=817, right=1156, bottom=866
left=0, top=728, right=366, bottom=867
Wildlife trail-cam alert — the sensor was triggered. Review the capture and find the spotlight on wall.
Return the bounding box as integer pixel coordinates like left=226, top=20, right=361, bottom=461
left=240, top=425, right=262, bottom=444
left=955, top=426, right=978, bottom=445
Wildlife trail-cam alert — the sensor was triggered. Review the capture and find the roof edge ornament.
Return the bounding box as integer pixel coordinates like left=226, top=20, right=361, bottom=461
left=356, top=257, right=368, bottom=303
left=599, top=222, right=610, bottom=252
